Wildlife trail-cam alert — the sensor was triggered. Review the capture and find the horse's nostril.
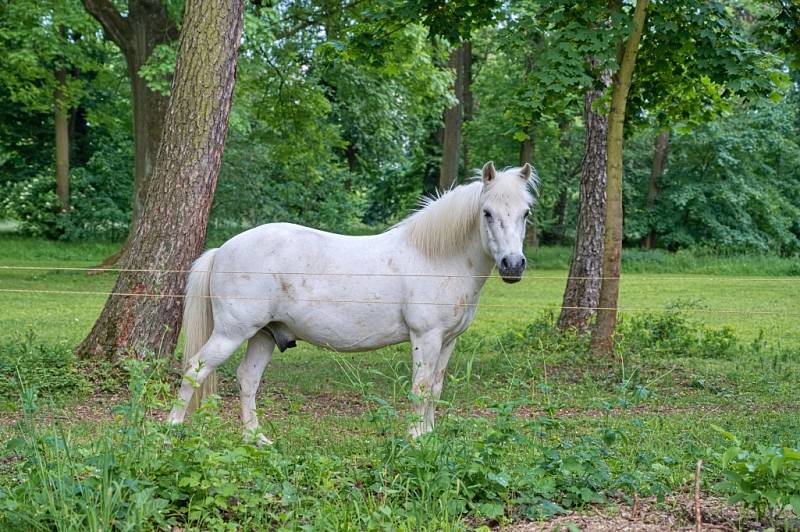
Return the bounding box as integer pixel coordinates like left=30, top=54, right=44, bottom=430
left=501, top=257, right=510, bottom=270
left=521, top=257, right=527, bottom=268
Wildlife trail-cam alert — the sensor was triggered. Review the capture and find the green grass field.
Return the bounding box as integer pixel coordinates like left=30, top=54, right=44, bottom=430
left=1, top=235, right=799, bottom=530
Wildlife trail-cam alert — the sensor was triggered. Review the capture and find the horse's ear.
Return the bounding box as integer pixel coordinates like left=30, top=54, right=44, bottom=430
left=482, top=161, right=496, bottom=184
left=520, top=163, right=532, bottom=180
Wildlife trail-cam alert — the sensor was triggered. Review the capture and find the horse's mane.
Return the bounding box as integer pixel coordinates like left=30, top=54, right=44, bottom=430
left=395, top=167, right=537, bottom=258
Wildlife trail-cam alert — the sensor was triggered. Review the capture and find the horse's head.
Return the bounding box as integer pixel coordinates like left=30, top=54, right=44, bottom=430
left=478, top=161, right=536, bottom=283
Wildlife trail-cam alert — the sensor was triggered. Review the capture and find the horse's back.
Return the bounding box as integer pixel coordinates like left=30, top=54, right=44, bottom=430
left=207, top=223, right=411, bottom=350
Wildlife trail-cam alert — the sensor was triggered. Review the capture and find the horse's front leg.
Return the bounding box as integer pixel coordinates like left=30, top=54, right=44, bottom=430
left=409, top=331, right=455, bottom=437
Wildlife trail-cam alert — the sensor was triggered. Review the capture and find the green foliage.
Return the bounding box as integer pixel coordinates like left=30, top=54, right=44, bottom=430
left=503, top=306, right=770, bottom=365
left=713, top=427, right=800, bottom=524
left=0, top=332, right=90, bottom=402
left=1, top=138, right=132, bottom=240
left=138, top=43, right=178, bottom=97
left=624, top=98, right=800, bottom=253
left=375, top=402, right=619, bottom=521
left=630, top=0, right=788, bottom=129
left=0, top=357, right=674, bottom=529
left=617, top=306, right=749, bottom=360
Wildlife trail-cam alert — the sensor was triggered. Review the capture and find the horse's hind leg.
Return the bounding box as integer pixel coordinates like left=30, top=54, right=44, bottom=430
left=236, top=331, right=275, bottom=445
left=168, top=331, right=245, bottom=424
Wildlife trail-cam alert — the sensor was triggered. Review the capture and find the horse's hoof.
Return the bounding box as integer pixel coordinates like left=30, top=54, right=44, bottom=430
left=408, top=426, right=426, bottom=439
left=166, top=410, right=184, bottom=425
left=244, top=431, right=273, bottom=447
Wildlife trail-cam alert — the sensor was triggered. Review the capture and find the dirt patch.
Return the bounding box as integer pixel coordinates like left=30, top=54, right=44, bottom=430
left=0, top=391, right=126, bottom=429
left=3, top=386, right=798, bottom=431
left=502, top=494, right=794, bottom=531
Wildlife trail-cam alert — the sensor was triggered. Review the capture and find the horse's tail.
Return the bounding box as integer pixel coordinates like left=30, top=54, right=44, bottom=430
left=183, top=248, right=218, bottom=412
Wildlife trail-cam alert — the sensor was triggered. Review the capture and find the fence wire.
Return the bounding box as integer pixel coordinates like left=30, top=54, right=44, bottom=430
left=1, top=265, right=799, bottom=283
left=1, top=287, right=799, bottom=317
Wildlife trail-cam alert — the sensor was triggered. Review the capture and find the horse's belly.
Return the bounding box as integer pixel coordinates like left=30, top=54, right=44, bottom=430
left=282, top=304, right=410, bottom=352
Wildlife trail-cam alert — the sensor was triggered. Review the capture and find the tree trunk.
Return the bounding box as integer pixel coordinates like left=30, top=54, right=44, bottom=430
left=77, top=0, right=245, bottom=362
left=643, top=129, right=669, bottom=249
left=519, top=131, right=534, bottom=167
left=439, top=43, right=467, bottom=190
left=82, top=0, right=178, bottom=267
left=422, top=127, right=443, bottom=196
left=54, top=68, right=70, bottom=212
left=551, top=186, right=568, bottom=244
left=461, top=41, right=473, bottom=179
left=550, top=120, right=573, bottom=245
left=520, top=128, right=538, bottom=249
left=558, top=71, right=611, bottom=334
left=591, top=0, right=650, bottom=355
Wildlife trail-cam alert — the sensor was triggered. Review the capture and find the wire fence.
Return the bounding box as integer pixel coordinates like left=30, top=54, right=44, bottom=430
left=1, top=264, right=799, bottom=318
left=1, top=264, right=799, bottom=283
left=0, top=289, right=799, bottom=317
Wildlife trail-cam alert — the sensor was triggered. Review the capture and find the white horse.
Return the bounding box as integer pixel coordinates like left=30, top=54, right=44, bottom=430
left=168, top=161, right=536, bottom=443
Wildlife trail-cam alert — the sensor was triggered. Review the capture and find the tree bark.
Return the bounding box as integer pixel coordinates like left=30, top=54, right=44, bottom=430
left=520, top=127, right=538, bottom=249
left=54, top=68, right=70, bottom=212
left=82, top=0, right=178, bottom=266
left=643, top=129, right=669, bottom=249
left=591, top=0, right=650, bottom=355
left=461, top=41, right=473, bottom=178
left=439, top=43, right=467, bottom=190
left=558, top=71, right=611, bottom=334
left=77, top=0, right=245, bottom=361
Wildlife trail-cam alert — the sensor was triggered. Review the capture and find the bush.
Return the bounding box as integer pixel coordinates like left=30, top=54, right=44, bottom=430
left=618, top=306, right=746, bottom=359
left=500, top=307, right=752, bottom=362
left=0, top=140, right=131, bottom=241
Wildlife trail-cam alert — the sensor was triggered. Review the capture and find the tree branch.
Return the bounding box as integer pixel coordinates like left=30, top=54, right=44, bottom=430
left=82, top=0, right=131, bottom=50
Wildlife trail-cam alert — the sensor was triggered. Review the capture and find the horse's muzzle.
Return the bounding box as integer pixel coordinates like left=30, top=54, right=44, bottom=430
left=498, top=254, right=526, bottom=283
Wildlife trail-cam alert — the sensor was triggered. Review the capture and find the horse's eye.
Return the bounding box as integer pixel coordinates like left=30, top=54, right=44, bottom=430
left=525, top=209, right=531, bottom=217
left=483, top=210, right=492, bottom=220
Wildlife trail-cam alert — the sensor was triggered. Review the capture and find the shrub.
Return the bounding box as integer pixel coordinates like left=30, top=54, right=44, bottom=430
left=500, top=306, right=751, bottom=362
left=618, top=307, right=746, bottom=359
left=0, top=140, right=131, bottom=241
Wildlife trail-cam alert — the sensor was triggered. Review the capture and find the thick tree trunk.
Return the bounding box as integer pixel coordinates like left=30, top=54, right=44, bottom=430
left=126, top=50, right=171, bottom=244
left=558, top=71, right=611, bottom=334
left=591, top=0, right=650, bottom=355
left=439, top=43, right=467, bottom=190
left=82, top=0, right=177, bottom=267
left=461, top=41, right=473, bottom=178
left=54, top=69, right=70, bottom=212
left=77, top=0, right=245, bottom=361
left=643, top=129, right=669, bottom=249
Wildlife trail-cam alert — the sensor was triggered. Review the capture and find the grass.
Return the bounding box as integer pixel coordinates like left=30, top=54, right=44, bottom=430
left=0, top=235, right=799, bottom=529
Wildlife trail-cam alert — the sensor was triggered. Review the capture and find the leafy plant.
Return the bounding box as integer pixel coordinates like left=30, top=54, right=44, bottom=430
left=712, top=426, right=800, bottom=525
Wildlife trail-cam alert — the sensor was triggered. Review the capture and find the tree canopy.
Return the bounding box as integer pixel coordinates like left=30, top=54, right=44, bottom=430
left=0, top=0, right=796, bottom=255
